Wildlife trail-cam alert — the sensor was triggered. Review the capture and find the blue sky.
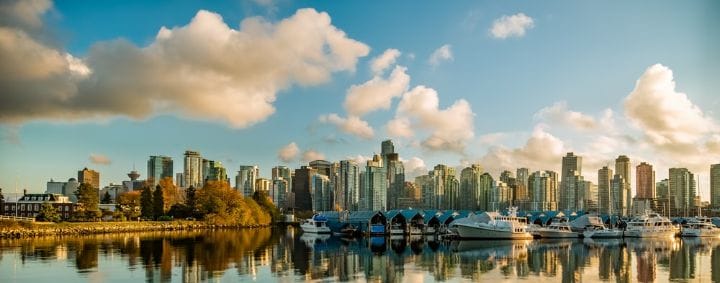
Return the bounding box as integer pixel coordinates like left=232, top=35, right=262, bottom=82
left=1, top=0, right=719, bottom=199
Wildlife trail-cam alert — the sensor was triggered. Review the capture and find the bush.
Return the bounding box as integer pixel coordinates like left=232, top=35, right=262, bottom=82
left=157, top=215, right=174, bottom=221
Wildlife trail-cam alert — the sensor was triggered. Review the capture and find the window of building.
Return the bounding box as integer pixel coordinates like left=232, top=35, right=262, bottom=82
left=34, top=204, right=39, bottom=211
left=20, top=204, right=25, bottom=211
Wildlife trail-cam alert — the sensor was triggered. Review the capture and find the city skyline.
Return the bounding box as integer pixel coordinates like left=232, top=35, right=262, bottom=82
left=1, top=1, right=719, bottom=200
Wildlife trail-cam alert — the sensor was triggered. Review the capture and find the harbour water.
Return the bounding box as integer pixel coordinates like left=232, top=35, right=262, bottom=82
left=1, top=227, right=719, bottom=282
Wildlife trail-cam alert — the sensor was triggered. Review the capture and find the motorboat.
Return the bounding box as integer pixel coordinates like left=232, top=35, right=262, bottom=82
left=582, top=225, right=623, bottom=238
left=300, top=214, right=331, bottom=234
left=534, top=223, right=580, bottom=238
left=623, top=211, right=675, bottom=238
left=681, top=221, right=720, bottom=237
left=454, top=207, right=533, bottom=240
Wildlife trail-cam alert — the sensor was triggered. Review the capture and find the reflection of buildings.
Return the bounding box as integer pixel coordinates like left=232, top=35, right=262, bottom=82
left=670, top=240, right=696, bottom=280
left=636, top=249, right=655, bottom=282
left=713, top=243, right=720, bottom=283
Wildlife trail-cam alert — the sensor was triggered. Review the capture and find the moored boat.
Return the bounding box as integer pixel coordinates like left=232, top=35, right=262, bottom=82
left=681, top=221, right=720, bottom=237
left=454, top=207, right=533, bottom=240
left=300, top=214, right=332, bottom=234
left=623, top=211, right=675, bottom=238
left=534, top=223, right=580, bottom=238
left=582, top=225, right=623, bottom=238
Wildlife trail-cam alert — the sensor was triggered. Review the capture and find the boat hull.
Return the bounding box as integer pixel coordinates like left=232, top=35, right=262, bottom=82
left=535, top=230, right=579, bottom=238
left=456, top=224, right=533, bottom=240
left=680, top=229, right=720, bottom=237
left=583, top=230, right=623, bottom=239
left=623, top=229, right=675, bottom=238
left=300, top=224, right=331, bottom=234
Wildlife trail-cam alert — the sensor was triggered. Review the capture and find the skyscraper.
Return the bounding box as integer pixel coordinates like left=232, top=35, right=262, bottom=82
left=478, top=172, right=493, bottom=211
left=236, top=165, right=259, bottom=197
left=636, top=162, right=655, bottom=198
left=362, top=155, right=387, bottom=211
left=711, top=164, right=720, bottom=209
left=459, top=165, right=482, bottom=210
left=337, top=160, right=359, bottom=211
left=311, top=173, right=332, bottom=211
left=611, top=174, right=629, bottom=216
left=203, top=160, right=227, bottom=183
left=78, top=167, right=100, bottom=189
left=183, top=150, right=203, bottom=188
left=669, top=168, right=696, bottom=217
left=428, top=164, right=459, bottom=210
left=385, top=153, right=404, bottom=210
left=615, top=155, right=632, bottom=213
left=309, top=160, right=332, bottom=177
left=293, top=166, right=317, bottom=211
left=147, top=155, right=173, bottom=186
left=560, top=152, right=582, bottom=211
left=529, top=170, right=558, bottom=211
left=597, top=166, right=613, bottom=215
left=656, top=179, right=670, bottom=216
left=515, top=168, right=530, bottom=210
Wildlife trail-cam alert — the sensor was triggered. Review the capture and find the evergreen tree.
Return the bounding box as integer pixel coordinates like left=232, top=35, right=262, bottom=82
left=186, top=186, right=197, bottom=217
left=75, top=183, right=101, bottom=220
left=153, top=185, right=165, bottom=219
left=140, top=187, right=153, bottom=219
left=37, top=202, right=61, bottom=222
left=101, top=191, right=112, bottom=204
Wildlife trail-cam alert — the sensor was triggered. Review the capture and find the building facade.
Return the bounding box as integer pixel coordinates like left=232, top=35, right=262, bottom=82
left=336, top=160, right=359, bottom=211
left=183, top=150, right=203, bottom=188
left=615, top=155, right=632, bottom=214
left=459, top=165, right=482, bottom=211
left=598, top=166, right=613, bottom=215
left=236, top=165, right=259, bottom=197
left=711, top=164, right=720, bottom=209
left=560, top=152, right=583, bottom=211
left=2, top=193, right=76, bottom=220
left=361, top=155, right=387, bottom=211
left=78, top=167, right=100, bottom=189
left=147, top=155, right=173, bottom=186
left=669, top=168, right=696, bottom=217
left=529, top=170, right=558, bottom=211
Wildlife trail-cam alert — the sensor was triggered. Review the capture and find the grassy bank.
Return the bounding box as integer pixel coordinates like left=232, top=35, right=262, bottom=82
left=0, top=220, right=270, bottom=239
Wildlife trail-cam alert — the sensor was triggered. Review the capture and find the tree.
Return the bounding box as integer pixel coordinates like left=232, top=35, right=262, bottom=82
left=252, top=190, right=280, bottom=222
left=140, top=187, right=153, bottom=220
left=75, top=183, right=101, bottom=220
left=37, top=202, right=61, bottom=222
left=117, top=191, right=141, bottom=220
left=101, top=191, right=112, bottom=204
left=153, top=185, right=165, bottom=219
left=196, top=181, right=272, bottom=226
left=186, top=186, right=198, bottom=217
left=159, top=177, right=181, bottom=211
left=0, top=188, right=4, bottom=214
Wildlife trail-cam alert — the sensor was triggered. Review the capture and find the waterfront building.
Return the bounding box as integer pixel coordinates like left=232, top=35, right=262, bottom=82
left=78, top=167, right=100, bottom=189
left=611, top=174, right=629, bottom=216
left=560, top=152, right=582, bottom=211
left=580, top=180, right=598, bottom=212
left=336, top=160, right=359, bottom=211
left=417, top=174, right=433, bottom=209
left=256, top=178, right=271, bottom=193
left=633, top=162, right=656, bottom=215
left=598, top=166, right=613, bottom=215
left=478, top=172, right=493, bottom=211
left=361, top=155, right=387, bottom=211
left=669, top=168, right=697, bottom=217
left=293, top=166, right=317, bottom=211
left=488, top=180, right=511, bottom=211
left=2, top=193, right=76, bottom=220
left=99, top=183, right=127, bottom=203
left=529, top=170, right=558, bottom=211
left=385, top=153, right=404, bottom=210
left=428, top=164, right=459, bottom=210
left=459, top=164, right=482, bottom=210
left=656, top=179, right=670, bottom=216
left=183, top=150, right=203, bottom=189
left=516, top=168, right=530, bottom=210
left=45, top=178, right=80, bottom=202
left=309, top=160, right=332, bottom=177
left=499, top=170, right=516, bottom=206
left=202, top=160, right=227, bottom=183
left=271, top=178, right=289, bottom=210
left=311, top=173, right=332, bottom=211
left=236, top=165, right=259, bottom=197
left=147, top=155, right=173, bottom=186
left=712, top=164, right=720, bottom=209
left=615, top=155, right=632, bottom=214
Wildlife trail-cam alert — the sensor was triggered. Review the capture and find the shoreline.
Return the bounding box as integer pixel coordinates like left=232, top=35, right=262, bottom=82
left=0, top=220, right=273, bottom=239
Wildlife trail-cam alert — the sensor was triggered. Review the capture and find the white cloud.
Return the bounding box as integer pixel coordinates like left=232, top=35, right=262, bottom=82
left=490, top=13, right=534, bottom=39
left=534, top=101, right=599, bottom=131
left=343, top=65, right=410, bottom=117
left=348, top=154, right=371, bottom=165
left=318, top=113, right=374, bottom=139
left=302, top=149, right=325, bottom=163
left=89, top=153, right=111, bottom=165
left=386, top=117, right=413, bottom=138
left=0, top=8, right=370, bottom=128
left=389, top=85, right=475, bottom=152
left=277, top=142, right=299, bottom=163
left=479, top=125, right=565, bottom=175
left=402, top=157, right=428, bottom=178
left=0, top=0, right=52, bottom=30
left=370, top=48, right=401, bottom=75
left=428, top=44, right=453, bottom=67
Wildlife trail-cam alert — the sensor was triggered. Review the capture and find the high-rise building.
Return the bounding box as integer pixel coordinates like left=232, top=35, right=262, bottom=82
left=361, top=155, right=387, bottom=211
left=385, top=153, right=404, bottom=210
left=236, top=165, right=259, bottom=197
left=183, top=150, right=203, bottom=188
left=488, top=181, right=511, bottom=211
left=175, top=173, right=184, bottom=188
left=203, top=160, right=227, bottom=183
left=459, top=165, right=482, bottom=210
left=147, top=155, right=173, bottom=186
left=272, top=166, right=292, bottom=181
left=256, top=178, right=271, bottom=193
left=615, top=155, right=632, bottom=213
left=337, top=160, right=359, bottom=211
left=636, top=162, right=655, bottom=199
left=428, top=164, right=459, bottom=210
left=78, top=167, right=100, bottom=189
left=478, top=173, right=493, bottom=211
left=309, top=160, right=332, bottom=177
left=656, top=179, right=670, bottom=216
left=598, top=166, right=613, bottom=215
left=529, top=170, right=558, bottom=211
left=669, top=168, right=696, bottom=217
left=311, top=173, right=332, bottom=211
left=499, top=170, right=516, bottom=206
left=580, top=180, right=598, bottom=211
left=416, top=174, right=433, bottom=209
left=515, top=168, right=530, bottom=210
left=271, top=178, right=289, bottom=210
left=293, top=166, right=317, bottom=211
left=711, top=164, right=720, bottom=209
left=612, top=174, right=629, bottom=216
left=560, top=152, right=582, bottom=210
left=123, top=170, right=144, bottom=191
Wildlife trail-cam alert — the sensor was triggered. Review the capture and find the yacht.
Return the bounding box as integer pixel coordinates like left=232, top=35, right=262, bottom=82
left=623, top=211, right=675, bottom=238
left=681, top=217, right=720, bottom=237
left=454, top=207, right=533, bottom=240
left=534, top=223, right=580, bottom=238
left=582, top=225, right=623, bottom=238
left=300, top=214, right=331, bottom=234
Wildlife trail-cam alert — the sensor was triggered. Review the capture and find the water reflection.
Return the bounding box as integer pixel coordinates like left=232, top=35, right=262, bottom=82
left=1, top=228, right=719, bottom=282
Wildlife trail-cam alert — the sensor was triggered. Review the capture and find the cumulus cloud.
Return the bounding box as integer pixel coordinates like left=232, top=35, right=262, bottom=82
left=302, top=149, right=325, bottom=162
left=534, top=101, right=599, bottom=131
left=0, top=7, right=370, bottom=128
left=0, top=0, right=52, bottom=31
left=388, top=86, right=475, bottom=152
left=318, top=113, right=374, bottom=139
left=370, top=48, right=401, bottom=75
left=89, top=153, right=111, bottom=165
left=428, top=44, right=453, bottom=67
left=386, top=117, right=414, bottom=138
left=277, top=142, right=299, bottom=163
left=348, top=154, right=372, bottom=165
left=402, top=157, right=428, bottom=178
left=479, top=125, right=565, bottom=175
left=625, top=64, right=717, bottom=146
left=344, top=65, right=410, bottom=117
left=490, top=13, right=534, bottom=39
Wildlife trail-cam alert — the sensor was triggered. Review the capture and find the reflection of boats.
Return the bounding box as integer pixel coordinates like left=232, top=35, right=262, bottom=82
left=534, top=223, right=579, bottom=238
left=583, top=225, right=623, bottom=238
left=300, top=214, right=332, bottom=234
left=623, top=211, right=675, bottom=238
left=681, top=221, right=720, bottom=237
left=451, top=239, right=531, bottom=260
left=583, top=237, right=623, bottom=248
left=333, top=223, right=359, bottom=237
left=454, top=207, right=533, bottom=239
left=300, top=233, right=331, bottom=247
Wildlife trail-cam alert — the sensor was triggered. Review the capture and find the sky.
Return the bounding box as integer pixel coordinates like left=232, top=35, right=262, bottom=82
left=1, top=0, right=719, bottom=200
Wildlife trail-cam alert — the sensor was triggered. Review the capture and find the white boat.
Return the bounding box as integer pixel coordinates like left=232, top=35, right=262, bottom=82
left=300, top=214, right=331, bottom=234
left=623, top=211, right=675, bottom=238
left=454, top=207, right=533, bottom=240
left=582, top=225, right=623, bottom=238
left=681, top=218, right=720, bottom=237
left=389, top=223, right=405, bottom=235
left=409, top=226, right=423, bottom=235
left=534, top=223, right=580, bottom=238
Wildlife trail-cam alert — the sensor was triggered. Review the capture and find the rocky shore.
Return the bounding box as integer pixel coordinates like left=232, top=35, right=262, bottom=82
left=0, top=221, right=269, bottom=239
